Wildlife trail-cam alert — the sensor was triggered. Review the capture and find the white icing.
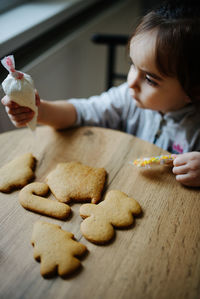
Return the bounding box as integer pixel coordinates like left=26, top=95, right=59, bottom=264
left=2, top=72, right=38, bottom=131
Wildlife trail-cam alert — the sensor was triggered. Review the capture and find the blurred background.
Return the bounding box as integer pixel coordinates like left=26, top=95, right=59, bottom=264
left=0, top=0, right=161, bottom=132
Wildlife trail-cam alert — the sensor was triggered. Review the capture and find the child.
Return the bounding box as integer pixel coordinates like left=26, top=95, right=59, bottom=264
left=2, top=0, right=200, bottom=187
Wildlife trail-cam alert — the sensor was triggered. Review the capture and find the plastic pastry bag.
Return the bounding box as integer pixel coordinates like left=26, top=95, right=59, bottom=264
left=1, top=55, right=38, bottom=131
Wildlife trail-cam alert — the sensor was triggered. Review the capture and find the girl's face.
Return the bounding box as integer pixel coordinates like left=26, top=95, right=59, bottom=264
left=127, top=30, right=190, bottom=113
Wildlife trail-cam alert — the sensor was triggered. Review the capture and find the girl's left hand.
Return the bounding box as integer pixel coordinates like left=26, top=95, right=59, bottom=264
left=172, top=152, right=200, bottom=187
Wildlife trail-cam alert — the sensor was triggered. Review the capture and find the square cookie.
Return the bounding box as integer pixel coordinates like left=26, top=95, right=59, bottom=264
left=46, top=161, right=107, bottom=204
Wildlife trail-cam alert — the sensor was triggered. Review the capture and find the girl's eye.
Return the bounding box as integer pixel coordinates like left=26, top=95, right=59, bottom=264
left=145, top=75, right=158, bottom=87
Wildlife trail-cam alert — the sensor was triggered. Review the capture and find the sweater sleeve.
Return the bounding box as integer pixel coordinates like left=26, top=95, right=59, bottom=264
left=68, top=83, right=134, bottom=130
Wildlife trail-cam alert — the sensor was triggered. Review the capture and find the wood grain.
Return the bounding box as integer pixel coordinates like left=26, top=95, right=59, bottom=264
left=0, top=126, right=200, bottom=299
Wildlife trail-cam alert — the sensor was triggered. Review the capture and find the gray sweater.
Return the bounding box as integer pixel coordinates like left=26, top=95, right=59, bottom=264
left=68, top=83, right=200, bottom=154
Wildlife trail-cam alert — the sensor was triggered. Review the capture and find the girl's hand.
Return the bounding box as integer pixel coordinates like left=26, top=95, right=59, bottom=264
left=1, top=91, right=40, bottom=128
left=173, top=152, right=200, bottom=187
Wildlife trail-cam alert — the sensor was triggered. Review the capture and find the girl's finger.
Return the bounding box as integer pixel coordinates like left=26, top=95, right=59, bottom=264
left=10, top=111, right=34, bottom=122
left=175, top=173, right=200, bottom=187
left=175, top=173, right=191, bottom=184
left=35, top=90, right=40, bottom=106
left=172, top=164, right=188, bottom=175
left=8, top=106, right=32, bottom=115
left=173, top=156, right=187, bottom=166
left=1, top=97, right=19, bottom=108
left=14, top=120, right=30, bottom=127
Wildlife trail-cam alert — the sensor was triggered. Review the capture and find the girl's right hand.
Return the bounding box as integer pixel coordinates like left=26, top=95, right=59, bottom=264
left=1, top=91, right=40, bottom=128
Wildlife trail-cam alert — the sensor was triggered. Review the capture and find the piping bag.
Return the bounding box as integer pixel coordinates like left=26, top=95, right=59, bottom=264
left=1, top=55, right=38, bottom=131
left=132, top=154, right=175, bottom=168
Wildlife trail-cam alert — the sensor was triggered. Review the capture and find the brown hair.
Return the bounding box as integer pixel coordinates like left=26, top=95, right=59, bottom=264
left=131, top=0, right=200, bottom=101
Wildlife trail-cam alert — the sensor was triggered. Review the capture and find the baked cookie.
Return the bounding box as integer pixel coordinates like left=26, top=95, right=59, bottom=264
left=80, top=190, right=142, bottom=244
left=0, top=152, right=36, bottom=192
left=46, top=161, right=107, bottom=204
left=19, top=182, right=71, bottom=220
left=31, top=221, right=87, bottom=278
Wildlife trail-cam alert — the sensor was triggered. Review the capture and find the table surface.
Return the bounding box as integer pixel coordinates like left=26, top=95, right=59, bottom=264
left=0, top=126, right=200, bottom=299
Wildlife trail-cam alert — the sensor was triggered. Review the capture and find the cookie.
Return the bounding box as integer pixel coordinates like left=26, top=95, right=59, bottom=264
left=80, top=190, right=142, bottom=244
left=0, top=153, right=36, bottom=192
left=31, top=221, right=87, bottom=278
left=19, top=182, right=71, bottom=220
left=46, top=161, right=107, bottom=204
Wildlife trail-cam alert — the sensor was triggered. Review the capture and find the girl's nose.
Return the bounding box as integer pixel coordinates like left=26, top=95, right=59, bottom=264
left=127, top=65, right=140, bottom=91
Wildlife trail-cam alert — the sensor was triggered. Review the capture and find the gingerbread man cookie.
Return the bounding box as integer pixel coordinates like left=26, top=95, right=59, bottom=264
left=80, top=190, right=142, bottom=244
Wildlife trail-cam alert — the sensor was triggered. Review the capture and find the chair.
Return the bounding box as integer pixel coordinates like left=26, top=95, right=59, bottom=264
left=91, top=33, right=129, bottom=90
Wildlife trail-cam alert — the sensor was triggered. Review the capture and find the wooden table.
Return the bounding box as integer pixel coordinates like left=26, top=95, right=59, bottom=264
left=0, top=126, right=200, bottom=299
